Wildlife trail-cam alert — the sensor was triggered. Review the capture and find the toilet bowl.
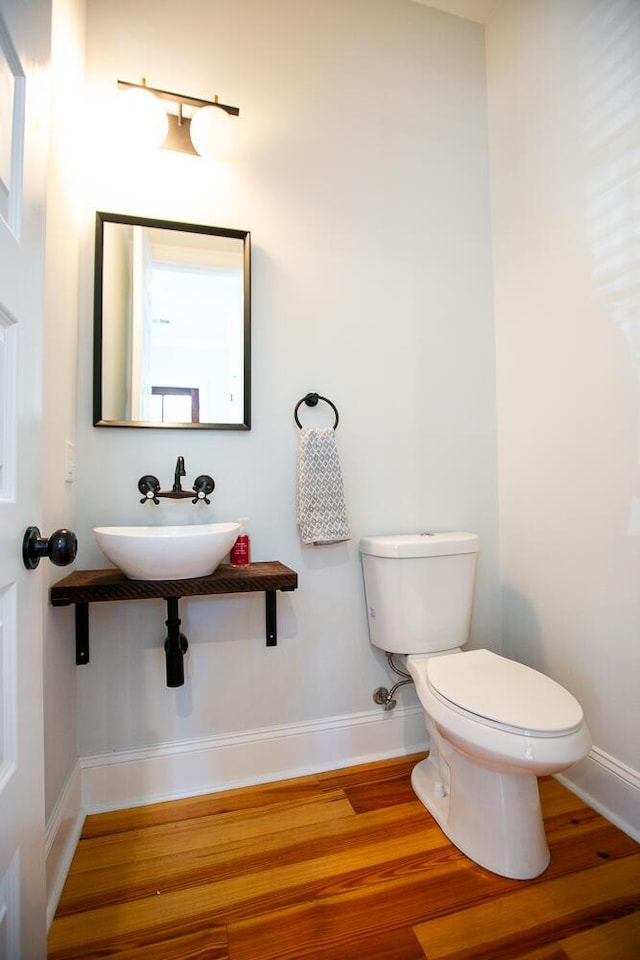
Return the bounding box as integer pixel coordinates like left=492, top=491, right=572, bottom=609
left=407, top=649, right=591, bottom=878
left=360, top=532, right=592, bottom=880
left=410, top=649, right=590, bottom=774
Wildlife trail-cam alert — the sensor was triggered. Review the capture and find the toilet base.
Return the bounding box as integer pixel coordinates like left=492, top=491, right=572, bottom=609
left=411, top=734, right=550, bottom=880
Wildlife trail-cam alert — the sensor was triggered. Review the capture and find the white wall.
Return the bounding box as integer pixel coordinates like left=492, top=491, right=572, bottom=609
left=73, top=0, right=499, bottom=779
left=487, top=0, right=640, bottom=835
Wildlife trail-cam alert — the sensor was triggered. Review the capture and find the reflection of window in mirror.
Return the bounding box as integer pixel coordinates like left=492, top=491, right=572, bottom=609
left=141, top=251, right=243, bottom=423
left=151, top=386, right=200, bottom=423
left=134, top=231, right=243, bottom=424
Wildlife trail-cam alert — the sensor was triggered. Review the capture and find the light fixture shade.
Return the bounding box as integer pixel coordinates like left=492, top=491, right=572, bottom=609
left=190, top=105, right=236, bottom=160
left=120, top=86, right=168, bottom=150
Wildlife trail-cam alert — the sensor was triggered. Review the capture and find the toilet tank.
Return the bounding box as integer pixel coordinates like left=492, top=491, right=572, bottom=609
left=360, top=533, right=479, bottom=655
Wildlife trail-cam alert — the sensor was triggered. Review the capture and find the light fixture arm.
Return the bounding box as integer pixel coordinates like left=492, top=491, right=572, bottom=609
left=117, top=80, right=239, bottom=117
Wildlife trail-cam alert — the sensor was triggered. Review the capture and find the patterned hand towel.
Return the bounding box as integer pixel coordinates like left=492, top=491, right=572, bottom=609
left=297, top=427, right=352, bottom=544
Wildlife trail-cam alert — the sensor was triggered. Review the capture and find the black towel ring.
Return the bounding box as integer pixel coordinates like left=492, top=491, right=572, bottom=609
left=294, top=392, right=340, bottom=430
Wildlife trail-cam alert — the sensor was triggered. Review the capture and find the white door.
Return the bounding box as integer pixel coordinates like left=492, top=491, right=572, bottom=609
left=0, top=1, right=52, bottom=957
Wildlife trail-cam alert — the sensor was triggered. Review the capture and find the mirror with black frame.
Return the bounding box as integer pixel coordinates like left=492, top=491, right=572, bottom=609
left=93, top=212, right=251, bottom=429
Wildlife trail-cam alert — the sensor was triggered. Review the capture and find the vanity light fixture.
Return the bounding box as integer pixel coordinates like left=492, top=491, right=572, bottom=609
left=117, top=79, right=239, bottom=159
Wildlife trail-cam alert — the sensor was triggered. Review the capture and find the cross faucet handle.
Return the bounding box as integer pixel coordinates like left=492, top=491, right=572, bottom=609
left=138, top=475, right=161, bottom=504
left=192, top=474, right=215, bottom=505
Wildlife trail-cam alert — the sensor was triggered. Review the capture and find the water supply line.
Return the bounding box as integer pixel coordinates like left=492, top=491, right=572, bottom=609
left=372, top=652, right=414, bottom=711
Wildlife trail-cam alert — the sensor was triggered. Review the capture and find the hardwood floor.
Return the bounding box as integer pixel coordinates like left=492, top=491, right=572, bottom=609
left=48, top=753, right=640, bottom=959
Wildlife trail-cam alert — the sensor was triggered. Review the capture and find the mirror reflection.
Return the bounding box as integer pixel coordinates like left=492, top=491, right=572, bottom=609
left=94, top=212, right=251, bottom=429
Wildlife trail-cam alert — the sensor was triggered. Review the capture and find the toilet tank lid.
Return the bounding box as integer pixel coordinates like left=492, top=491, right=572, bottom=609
left=359, top=532, right=479, bottom=559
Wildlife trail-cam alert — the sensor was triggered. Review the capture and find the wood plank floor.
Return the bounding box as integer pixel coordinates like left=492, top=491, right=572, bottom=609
left=48, top=753, right=640, bottom=959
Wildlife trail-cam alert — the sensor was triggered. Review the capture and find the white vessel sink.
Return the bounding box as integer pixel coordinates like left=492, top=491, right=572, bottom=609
left=94, top=522, right=241, bottom=580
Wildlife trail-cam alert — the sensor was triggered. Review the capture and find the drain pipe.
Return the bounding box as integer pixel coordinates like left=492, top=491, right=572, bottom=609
left=372, top=651, right=414, bottom=711
left=164, top=598, right=189, bottom=687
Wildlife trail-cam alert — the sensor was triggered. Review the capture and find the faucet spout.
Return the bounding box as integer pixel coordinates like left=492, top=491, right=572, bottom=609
left=173, top=456, right=186, bottom=492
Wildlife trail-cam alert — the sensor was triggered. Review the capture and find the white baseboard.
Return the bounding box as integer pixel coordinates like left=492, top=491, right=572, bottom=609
left=556, top=746, right=640, bottom=842
left=80, top=705, right=427, bottom=813
left=79, top=710, right=640, bottom=848
left=45, top=761, right=85, bottom=930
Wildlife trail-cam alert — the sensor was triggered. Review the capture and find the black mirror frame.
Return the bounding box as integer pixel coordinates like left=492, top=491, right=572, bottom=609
left=93, top=211, right=251, bottom=430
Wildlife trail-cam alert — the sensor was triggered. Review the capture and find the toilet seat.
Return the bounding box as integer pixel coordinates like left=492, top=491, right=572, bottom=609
left=408, top=647, right=591, bottom=776
left=423, top=649, right=584, bottom=737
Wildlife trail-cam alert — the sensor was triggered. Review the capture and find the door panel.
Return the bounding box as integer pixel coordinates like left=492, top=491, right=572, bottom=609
left=0, top=0, right=52, bottom=956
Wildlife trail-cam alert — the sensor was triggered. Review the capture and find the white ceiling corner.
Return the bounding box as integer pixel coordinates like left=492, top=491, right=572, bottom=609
left=408, top=0, right=504, bottom=25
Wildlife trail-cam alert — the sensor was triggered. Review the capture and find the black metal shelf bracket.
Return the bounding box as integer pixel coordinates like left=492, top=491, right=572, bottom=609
left=266, top=591, right=277, bottom=646
left=76, top=603, right=89, bottom=665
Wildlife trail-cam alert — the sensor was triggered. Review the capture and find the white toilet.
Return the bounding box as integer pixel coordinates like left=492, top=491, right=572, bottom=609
left=360, top=532, right=591, bottom=880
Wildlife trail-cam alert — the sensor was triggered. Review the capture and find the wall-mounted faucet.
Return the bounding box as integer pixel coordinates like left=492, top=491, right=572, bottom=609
left=138, top=457, right=215, bottom=505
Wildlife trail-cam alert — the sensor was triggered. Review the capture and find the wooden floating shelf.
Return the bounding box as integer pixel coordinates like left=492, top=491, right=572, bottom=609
left=50, top=561, right=298, bottom=606
left=50, top=562, right=298, bottom=672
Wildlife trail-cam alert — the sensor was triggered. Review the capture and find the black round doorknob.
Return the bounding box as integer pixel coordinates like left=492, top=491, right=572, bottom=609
left=22, top=526, right=78, bottom=570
